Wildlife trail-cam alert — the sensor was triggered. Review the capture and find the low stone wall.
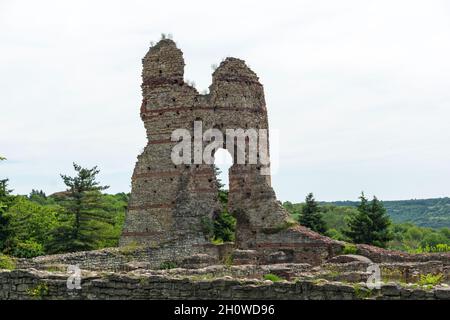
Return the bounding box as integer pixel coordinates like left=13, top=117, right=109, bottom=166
left=251, top=225, right=345, bottom=266
left=322, top=260, right=450, bottom=284
left=15, top=243, right=234, bottom=272
left=150, top=263, right=313, bottom=281
left=356, top=244, right=450, bottom=264
left=14, top=242, right=450, bottom=276
left=1, top=268, right=449, bottom=300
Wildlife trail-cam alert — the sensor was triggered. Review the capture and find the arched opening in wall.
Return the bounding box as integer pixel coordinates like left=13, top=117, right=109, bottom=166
left=212, top=148, right=236, bottom=243
left=214, top=148, right=233, bottom=190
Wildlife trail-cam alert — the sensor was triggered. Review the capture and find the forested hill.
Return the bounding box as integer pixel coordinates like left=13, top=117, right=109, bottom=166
left=326, top=197, right=450, bottom=229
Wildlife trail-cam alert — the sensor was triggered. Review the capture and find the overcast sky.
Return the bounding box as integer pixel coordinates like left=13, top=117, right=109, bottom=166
left=1, top=0, right=450, bottom=202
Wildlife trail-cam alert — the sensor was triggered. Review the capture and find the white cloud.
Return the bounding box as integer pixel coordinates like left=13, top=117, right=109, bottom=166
left=1, top=0, right=449, bottom=201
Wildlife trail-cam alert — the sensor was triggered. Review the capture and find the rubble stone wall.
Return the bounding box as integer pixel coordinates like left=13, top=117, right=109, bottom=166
left=117, top=39, right=450, bottom=268
left=356, top=244, right=450, bottom=264
left=120, top=39, right=328, bottom=257
left=1, top=268, right=449, bottom=300
left=15, top=244, right=233, bottom=272
left=15, top=242, right=450, bottom=273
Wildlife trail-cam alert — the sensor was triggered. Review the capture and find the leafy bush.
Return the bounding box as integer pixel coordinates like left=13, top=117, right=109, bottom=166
left=263, top=274, right=283, bottom=282
left=11, top=240, right=44, bottom=258
left=342, top=243, right=358, bottom=255
left=325, top=228, right=349, bottom=241
left=27, top=283, right=49, bottom=299
left=1, top=190, right=127, bottom=257
left=3, top=196, right=60, bottom=257
left=0, top=253, right=15, bottom=270
left=417, top=273, right=444, bottom=286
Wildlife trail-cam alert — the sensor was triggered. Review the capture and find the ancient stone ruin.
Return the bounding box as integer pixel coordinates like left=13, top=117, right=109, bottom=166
left=1, top=39, right=449, bottom=300
left=120, top=39, right=342, bottom=265
left=121, top=38, right=280, bottom=246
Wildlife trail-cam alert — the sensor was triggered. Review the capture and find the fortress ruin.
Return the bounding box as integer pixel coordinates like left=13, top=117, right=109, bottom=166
left=1, top=39, right=449, bottom=300
left=119, top=38, right=342, bottom=264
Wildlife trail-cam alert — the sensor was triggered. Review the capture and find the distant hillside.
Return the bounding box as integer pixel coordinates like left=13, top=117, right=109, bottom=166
left=326, top=197, right=450, bottom=229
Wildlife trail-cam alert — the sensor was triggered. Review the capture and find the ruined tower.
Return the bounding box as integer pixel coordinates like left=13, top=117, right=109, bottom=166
left=121, top=39, right=341, bottom=264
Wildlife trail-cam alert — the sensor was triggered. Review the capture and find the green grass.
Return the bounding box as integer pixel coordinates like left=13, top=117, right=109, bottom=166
left=407, top=244, right=450, bottom=254
left=119, top=241, right=140, bottom=255
left=311, top=278, right=328, bottom=285
left=159, top=261, right=178, bottom=270
left=353, top=283, right=375, bottom=299
left=211, top=238, right=224, bottom=245
left=263, top=274, right=283, bottom=282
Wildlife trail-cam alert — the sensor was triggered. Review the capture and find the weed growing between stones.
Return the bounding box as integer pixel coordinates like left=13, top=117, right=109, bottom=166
left=380, top=267, right=404, bottom=283
left=27, top=283, right=49, bottom=299
left=311, top=278, right=328, bottom=285
left=222, top=254, right=233, bottom=267
left=417, top=273, right=444, bottom=286
left=159, top=261, right=178, bottom=270
left=353, top=283, right=375, bottom=299
left=263, top=274, right=283, bottom=282
left=262, top=219, right=298, bottom=234
left=0, top=254, right=15, bottom=270
left=342, top=244, right=358, bottom=255
left=119, top=241, right=141, bottom=255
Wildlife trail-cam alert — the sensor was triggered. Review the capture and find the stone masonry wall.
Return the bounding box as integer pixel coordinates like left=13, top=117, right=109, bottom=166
left=1, top=268, right=449, bottom=300
left=120, top=39, right=343, bottom=262
left=15, top=242, right=450, bottom=273
left=15, top=244, right=234, bottom=272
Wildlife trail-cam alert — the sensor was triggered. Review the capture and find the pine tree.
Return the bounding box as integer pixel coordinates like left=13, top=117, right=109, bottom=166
left=0, top=178, right=13, bottom=251
left=345, top=193, right=392, bottom=248
left=0, top=156, right=14, bottom=252
left=30, top=189, right=46, bottom=198
left=213, top=165, right=225, bottom=190
left=299, top=193, right=327, bottom=233
left=345, top=193, right=372, bottom=244
left=0, top=157, right=13, bottom=251
left=212, top=164, right=235, bottom=242
left=368, top=196, right=392, bottom=247
left=28, top=189, right=48, bottom=205
left=48, top=163, right=112, bottom=252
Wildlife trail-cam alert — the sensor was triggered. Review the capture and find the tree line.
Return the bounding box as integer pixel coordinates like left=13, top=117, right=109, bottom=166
left=284, top=193, right=450, bottom=252
left=0, top=159, right=234, bottom=259
left=0, top=159, right=126, bottom=258
left=1, top=155, right=448, bottom=258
